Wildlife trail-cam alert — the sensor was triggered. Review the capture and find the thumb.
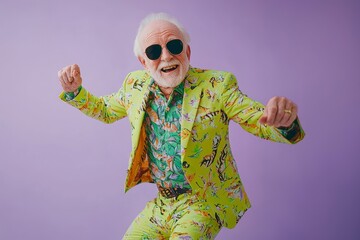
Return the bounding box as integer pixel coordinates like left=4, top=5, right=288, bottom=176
left=73, top=69, right=81, bottom=81
left=71, top=64, right=82, bottom=81
left=259, top=115, right=267, bottom=125
left=259, top=108, right=268, bottom=125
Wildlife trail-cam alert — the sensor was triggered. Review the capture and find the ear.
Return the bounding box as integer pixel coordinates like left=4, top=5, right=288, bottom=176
left=138, top=56, right=147, bottom=69
left=186, top=45, right=191, bottom=61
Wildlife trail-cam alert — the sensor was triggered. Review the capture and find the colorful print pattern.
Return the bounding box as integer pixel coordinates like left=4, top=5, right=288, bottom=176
left=144, top=81, right=191, bottom=191
left=123, top=192, right=222, bottom=239
left=60, top=67, right=305, bottom=229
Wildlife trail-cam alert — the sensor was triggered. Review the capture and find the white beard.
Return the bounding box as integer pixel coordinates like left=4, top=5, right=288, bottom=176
left=149, top=59, right=190, bottom=88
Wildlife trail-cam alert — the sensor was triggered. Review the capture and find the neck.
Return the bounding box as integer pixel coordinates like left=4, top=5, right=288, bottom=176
left=159, top=86, right=174, bottom=99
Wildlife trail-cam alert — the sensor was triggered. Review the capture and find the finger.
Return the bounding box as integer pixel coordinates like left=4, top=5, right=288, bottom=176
left=73, top=76, right=82, bottom=88
left=277, top=99, right=292, bottom=127
left=279, top=111, right=291, bottom=127
left=65, top=66, right=74, bottom=83
left=274, top=97, right=286, bottom=127
left=59, top=69, right=69, bottom=85
left=73, top=64, right=81, bottom=75
left=70, top=64, right=78, bottom=80
left=73, top=72, right=81, bottom=86
left=284, top=104, right=298, bottom=127
left=58, top=76, right=71, bottom=92
left=265, top=103, right=277, bottom=126
left=61, top=68, right=70, bottom=84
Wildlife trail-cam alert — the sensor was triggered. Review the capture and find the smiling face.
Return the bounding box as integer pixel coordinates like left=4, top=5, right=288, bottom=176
left=138, top=20, right=191, bottom=88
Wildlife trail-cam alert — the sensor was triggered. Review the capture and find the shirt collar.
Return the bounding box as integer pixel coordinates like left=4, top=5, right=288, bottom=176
left=149, top=79, right=185, bottom=96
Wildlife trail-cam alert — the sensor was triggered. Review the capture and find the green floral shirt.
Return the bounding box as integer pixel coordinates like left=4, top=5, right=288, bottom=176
left=144, top=80, right=191, bottom=191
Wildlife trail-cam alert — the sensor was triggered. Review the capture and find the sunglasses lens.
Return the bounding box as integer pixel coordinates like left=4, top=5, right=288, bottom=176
left=145, top=40, right=183, bottom=60
left=145, top=44, right=162, bottom=60
left=167, top=39, right=183, bottom=55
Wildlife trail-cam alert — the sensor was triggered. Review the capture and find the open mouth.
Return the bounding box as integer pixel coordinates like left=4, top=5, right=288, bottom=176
left=161, top=65, right=178, bottom=73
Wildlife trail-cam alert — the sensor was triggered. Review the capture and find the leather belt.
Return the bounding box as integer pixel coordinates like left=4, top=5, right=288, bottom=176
left=157, top=185, right=192, bottom=198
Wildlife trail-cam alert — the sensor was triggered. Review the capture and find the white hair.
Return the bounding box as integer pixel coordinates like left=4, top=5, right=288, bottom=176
left=133, top=12, right=191, bottom=57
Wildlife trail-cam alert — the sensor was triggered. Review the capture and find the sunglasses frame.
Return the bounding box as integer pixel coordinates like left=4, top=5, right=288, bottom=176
left=145, top=39, right=184, bottom=60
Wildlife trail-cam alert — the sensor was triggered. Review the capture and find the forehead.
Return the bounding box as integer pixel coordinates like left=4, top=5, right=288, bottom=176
left=140, top=20, right=183, bottom=46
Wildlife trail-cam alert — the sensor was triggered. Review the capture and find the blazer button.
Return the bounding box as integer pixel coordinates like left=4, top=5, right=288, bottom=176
left=182, top=161, right=190, bottom=168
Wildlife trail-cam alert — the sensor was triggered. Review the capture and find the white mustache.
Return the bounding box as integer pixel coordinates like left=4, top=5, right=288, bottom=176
left=158, top=61, right=180, bottom=70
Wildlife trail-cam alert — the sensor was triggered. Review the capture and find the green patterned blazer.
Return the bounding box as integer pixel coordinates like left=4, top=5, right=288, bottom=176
left=60, top=67, right=305, bottom=229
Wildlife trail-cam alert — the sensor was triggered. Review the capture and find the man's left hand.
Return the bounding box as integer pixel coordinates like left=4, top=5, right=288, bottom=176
left=259, top=97, right=298, bottom=128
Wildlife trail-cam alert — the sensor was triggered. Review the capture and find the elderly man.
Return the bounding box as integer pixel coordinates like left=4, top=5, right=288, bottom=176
left=58, top=13, right=305, bottom=239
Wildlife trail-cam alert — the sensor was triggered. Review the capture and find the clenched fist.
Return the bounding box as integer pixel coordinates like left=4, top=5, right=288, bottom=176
left=58, top=64, right=82, bottom=92
left=259, top=96, right=298, bottom=128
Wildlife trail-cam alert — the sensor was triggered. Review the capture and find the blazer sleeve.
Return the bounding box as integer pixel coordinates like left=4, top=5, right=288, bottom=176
left=59, top=74, right=129, bottom=124
left=220, top=72, right=305, bottom=144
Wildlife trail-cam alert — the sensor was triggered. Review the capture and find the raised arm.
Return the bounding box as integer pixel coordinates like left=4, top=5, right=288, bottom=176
left=58, top=64, right=128, bottom=124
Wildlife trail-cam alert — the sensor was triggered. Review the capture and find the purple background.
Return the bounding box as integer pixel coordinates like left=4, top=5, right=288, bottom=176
left=1, top=0, right=359, bottom=239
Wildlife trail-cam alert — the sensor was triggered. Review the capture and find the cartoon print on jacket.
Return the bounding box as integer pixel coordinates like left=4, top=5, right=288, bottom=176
left=60, top=67, right=305, bottom=228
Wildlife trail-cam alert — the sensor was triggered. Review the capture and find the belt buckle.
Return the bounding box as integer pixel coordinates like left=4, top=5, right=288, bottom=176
left=161, top=187, right=176, bottom=198
left=159, top=186, right=178, bottom=198
left=159, top=186, right=191, bottom=198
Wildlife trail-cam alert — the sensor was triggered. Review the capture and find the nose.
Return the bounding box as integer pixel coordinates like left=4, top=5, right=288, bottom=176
left=161, top=47, right=173, bottom=62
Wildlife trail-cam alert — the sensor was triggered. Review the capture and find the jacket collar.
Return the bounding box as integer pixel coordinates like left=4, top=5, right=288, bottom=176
left=131, top=67, right=203, bottom=153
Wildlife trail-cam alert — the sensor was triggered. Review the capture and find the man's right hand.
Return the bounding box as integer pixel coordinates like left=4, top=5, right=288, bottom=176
left=58, top=64, right=82, bottom=92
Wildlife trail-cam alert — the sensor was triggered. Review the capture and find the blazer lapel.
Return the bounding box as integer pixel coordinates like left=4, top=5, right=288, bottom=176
left=130, top=77, right=152, bottom=151
left=125, top=76, right=152, bottom=191
left=181, top=71, right=203, bottom=156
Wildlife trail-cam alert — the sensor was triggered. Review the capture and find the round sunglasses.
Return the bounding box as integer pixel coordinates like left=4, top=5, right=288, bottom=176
left=145, top=39, right=183, bottom=60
